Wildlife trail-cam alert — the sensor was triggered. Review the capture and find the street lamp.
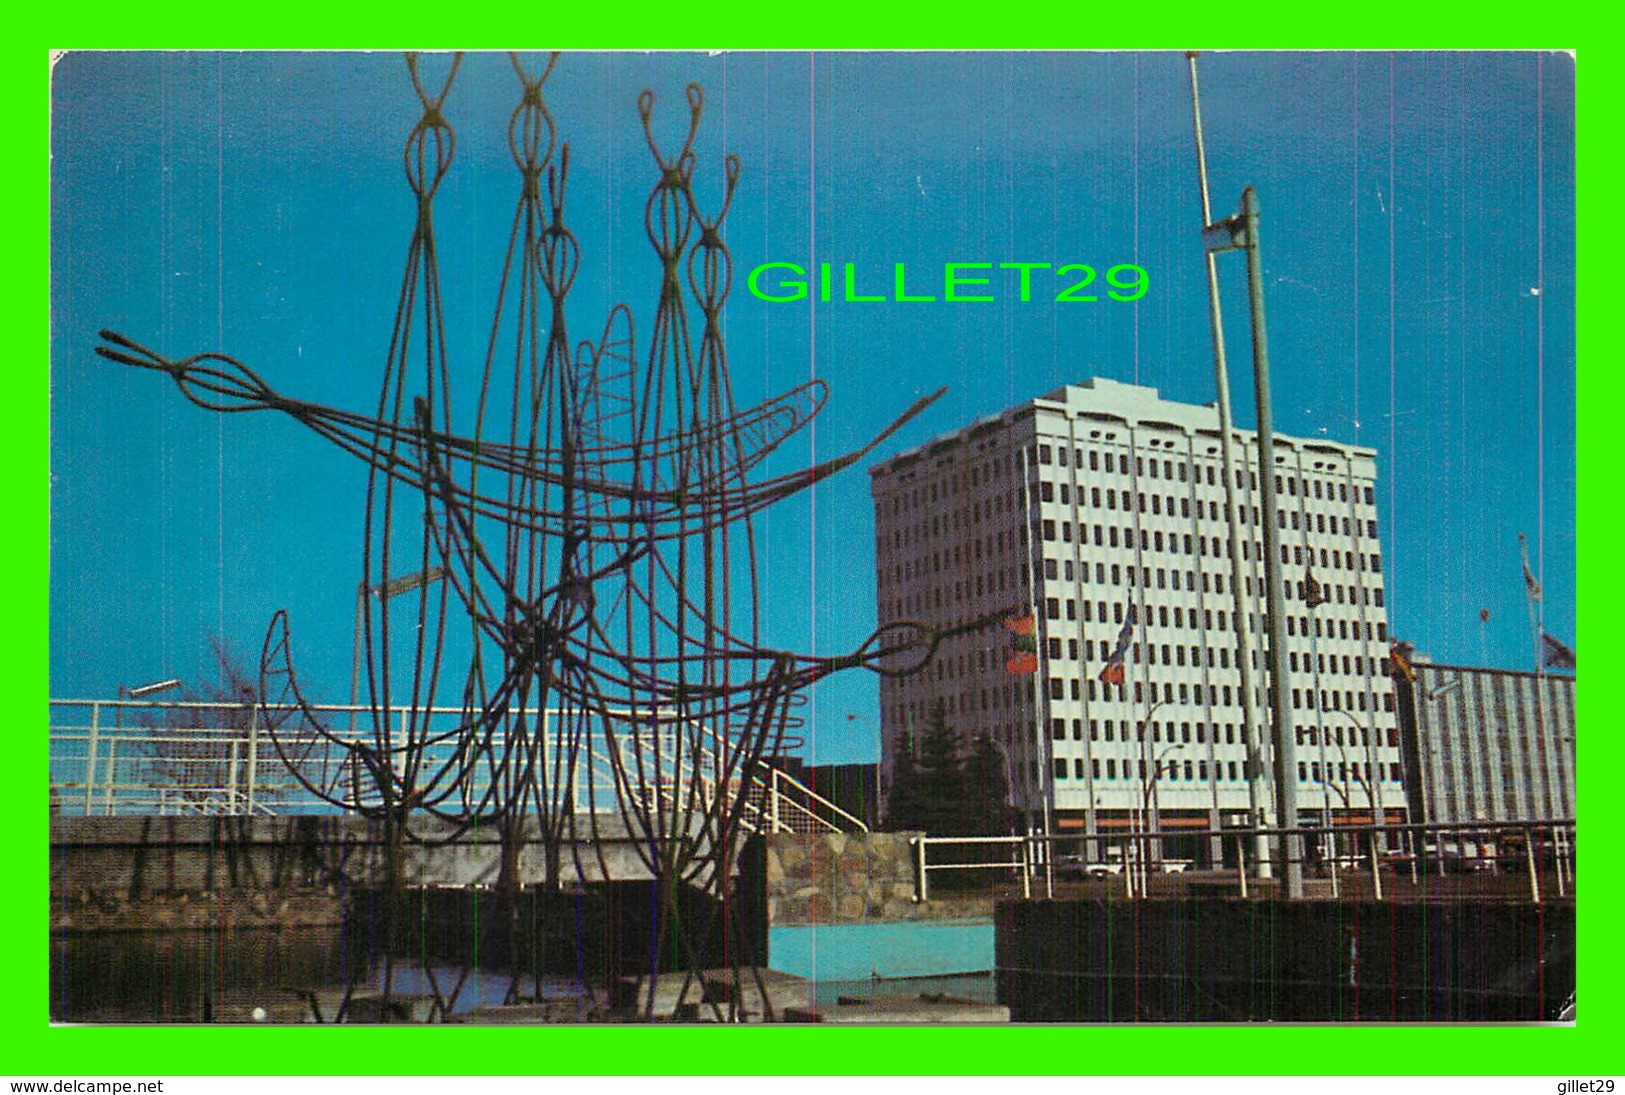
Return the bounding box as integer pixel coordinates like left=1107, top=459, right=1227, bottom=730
left=122, top=678, right=184, bottom=699
left=1136, top=741, right=1186, bottom=898
left=349, top=565, right=449, bottom=732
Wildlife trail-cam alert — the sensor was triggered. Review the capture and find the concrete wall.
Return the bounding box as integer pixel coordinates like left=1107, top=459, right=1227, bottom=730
left=997, top=897, right=1574, bottom=1022
left=50, top=814, right=673, bottom=900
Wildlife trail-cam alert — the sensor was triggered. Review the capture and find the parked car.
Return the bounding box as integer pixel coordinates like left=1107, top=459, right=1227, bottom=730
left=1056, top=854, right=1122, bottom=879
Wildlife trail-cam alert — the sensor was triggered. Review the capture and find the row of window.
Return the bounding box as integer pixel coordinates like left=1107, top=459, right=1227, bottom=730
left=1044, top=715, right=1397, bottom=749
left=1030, top=441, right=1375, bottom=506
left=882, top=439, right=1375, bottom=516
left=1033, top=507, right=1378, bottom=547
left=883, top=560, right=1386, bottom=621
left=1048, top=755, right=1403, bottom=784
left=1044, top=674, right=1392, bottom=714
left=888, top=665, right=1400, bottom=732
left=886, top=472, right=1381, bottom=560
left=1034, top=479, right=1374, bottom=529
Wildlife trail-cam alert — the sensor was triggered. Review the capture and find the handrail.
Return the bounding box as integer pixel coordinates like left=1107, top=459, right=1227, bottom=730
left=48, top=697, right=866, bottom=834
left=908, top=819, right=1576, bottom=905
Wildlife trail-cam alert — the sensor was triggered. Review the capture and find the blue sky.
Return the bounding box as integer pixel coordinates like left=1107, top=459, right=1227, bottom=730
left=50, top=51, right=1574, bottom=766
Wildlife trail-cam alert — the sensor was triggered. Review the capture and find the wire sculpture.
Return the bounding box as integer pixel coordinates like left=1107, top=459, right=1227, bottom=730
left=96, top=51, right=993, bottom=1021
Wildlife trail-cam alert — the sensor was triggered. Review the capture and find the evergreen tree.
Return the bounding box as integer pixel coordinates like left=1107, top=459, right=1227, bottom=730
left=962, top=732, right=1012, bottom=836
left=914, top=699, right=965, bottom=834
left=885, top=705, right=1014, bottom=838
left=885, top=730, right=923, bottom=830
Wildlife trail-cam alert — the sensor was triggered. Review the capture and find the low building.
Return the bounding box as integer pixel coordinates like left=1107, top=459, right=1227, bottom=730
left=1390, top=647, right=1575, bottom=830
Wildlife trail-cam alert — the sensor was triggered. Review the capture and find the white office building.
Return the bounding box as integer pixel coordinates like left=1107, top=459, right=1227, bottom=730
left=869, top=378, right=1406, bottom=861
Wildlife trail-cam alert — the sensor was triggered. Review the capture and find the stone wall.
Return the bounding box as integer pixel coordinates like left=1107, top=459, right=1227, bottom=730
left=765, top=831, right=990, bottom=924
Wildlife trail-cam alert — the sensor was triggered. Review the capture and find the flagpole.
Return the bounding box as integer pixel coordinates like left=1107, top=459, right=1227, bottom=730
left=1188, top=51, right=1273, bottom=881
left=1521, top=532, right=1551, bottom=823
left=1018, top=444, right=1055, bottom=851
left=1305, top=561, right=1332, bottom=864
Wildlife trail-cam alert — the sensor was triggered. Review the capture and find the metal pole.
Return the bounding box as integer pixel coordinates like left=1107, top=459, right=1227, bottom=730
left=246, top=705, right=260, bottom=816
left=85, top=702, right=101, bottom=817
left=102, top=739, right=119, bottom=816
left=1242, top=185, right=1303, bottom=900
left=1369, top=820, right=1384, bottom=901
left=349, top=580, right=366, bottom=737
left=1525, top=825, right=1541, bottom=904
left=1188, top=52, right=1273, bottom=881
left=913, top=837, right=929, bottom=903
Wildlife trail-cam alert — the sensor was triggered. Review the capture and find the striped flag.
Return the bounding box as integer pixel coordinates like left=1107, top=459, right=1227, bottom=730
left=1097, top=605, right=1138, bottom=686
left=1004, top=615, right=1038, bottom=675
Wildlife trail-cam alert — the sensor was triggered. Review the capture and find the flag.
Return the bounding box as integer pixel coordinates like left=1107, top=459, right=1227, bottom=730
left=1542, top=632, right=1576, bottom=671
left=1522, top=559, right=1542, bottom=602
left=1390, top=644, right=1416, bottom=682
left=1520, top=533, right=1542, bottom=602
left=1097, top=605, right=1138, bottom=686
left=1303, top=565, right=1330, bottom=609
left=1004, top=614, right=1038, bottom=675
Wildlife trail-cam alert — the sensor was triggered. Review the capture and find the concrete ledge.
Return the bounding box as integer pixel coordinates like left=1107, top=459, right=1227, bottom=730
left=50, top=814, right=688, bottom=895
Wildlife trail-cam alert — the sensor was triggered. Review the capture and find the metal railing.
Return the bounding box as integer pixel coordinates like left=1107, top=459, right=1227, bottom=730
left=909, top=818, right=1575, bottom=905
left=48, top=697, right=865, bottom=834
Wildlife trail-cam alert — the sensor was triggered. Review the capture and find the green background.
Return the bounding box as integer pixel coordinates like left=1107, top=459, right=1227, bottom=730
left=20, top=8, right=1605, bottom=1077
